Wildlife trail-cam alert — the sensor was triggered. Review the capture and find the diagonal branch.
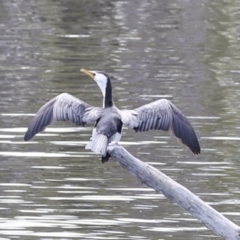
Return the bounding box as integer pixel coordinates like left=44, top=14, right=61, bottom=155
left=107, top=143, right=240, bottom=240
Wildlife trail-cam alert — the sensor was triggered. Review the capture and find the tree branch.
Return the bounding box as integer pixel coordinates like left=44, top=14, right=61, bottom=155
left=107, top=143, right=240, bottom=240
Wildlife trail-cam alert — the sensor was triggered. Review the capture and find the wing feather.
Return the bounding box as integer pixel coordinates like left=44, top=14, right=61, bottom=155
left=83, top=107, right=103, bottom=124
left=171, top=104, right=200, bottom=154
left=120, top=99, right=200, bottom=155
left=24, top=93, right=101, bottom=141
left=134, top=99, right=171, bottom=132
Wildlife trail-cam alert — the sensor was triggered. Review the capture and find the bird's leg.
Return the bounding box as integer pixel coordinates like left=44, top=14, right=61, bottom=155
left=101, top=153, right=111, bottom=163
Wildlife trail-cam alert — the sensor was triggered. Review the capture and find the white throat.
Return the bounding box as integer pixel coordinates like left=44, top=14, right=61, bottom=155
left=94, top=72, right=108, bottom=108
left=95, top=81, right=106, bottom=108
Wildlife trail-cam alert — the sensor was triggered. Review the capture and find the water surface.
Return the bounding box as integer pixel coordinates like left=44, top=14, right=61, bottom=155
left=0, top=0, right=240, bottom=239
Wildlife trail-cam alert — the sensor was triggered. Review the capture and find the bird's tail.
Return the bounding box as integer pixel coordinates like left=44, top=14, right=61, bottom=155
left=85, top=133, right=108, bottom=156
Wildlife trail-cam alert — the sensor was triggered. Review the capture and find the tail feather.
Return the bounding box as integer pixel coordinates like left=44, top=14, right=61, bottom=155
left=85, top=134, right=108, bottom=156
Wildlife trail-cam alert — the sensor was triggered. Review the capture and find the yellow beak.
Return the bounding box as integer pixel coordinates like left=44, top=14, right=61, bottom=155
left=80, top=69, right=94, bottom=79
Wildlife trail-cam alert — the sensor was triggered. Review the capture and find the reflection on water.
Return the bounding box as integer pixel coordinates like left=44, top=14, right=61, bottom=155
left=0, top=0, right=240, bottom=239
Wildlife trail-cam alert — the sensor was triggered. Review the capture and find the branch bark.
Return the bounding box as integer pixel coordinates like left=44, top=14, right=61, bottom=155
left=107, top=143, right=240, bottom=240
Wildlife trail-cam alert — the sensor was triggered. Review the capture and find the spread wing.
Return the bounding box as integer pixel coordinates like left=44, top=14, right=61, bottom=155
left=120, top=99, right=200, bottom=154
left=24, top=93, right=102, bottom=141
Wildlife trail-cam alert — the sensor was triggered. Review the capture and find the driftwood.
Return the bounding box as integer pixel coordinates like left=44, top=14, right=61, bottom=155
left=107, top=143, right=240, bottom=240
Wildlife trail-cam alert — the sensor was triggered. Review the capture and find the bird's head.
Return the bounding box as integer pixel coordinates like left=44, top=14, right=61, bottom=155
left=80, top=69, right=112, bottom=97
left=80, top=69, right=111, bottom=97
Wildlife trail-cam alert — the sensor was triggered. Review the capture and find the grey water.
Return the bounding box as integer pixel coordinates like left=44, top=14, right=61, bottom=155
left=0, top=0, right=240, bottom=239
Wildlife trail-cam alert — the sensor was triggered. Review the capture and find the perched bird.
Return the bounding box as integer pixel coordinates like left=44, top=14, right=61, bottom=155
left=24, top=69, right=201, bottom=163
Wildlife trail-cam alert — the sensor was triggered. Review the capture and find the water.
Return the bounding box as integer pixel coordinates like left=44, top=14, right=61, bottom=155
left=0, top=0, right=240, bottom=239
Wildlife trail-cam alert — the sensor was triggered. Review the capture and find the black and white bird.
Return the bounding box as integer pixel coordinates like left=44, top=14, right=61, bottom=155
left=24, top=69, right=201, bottom=162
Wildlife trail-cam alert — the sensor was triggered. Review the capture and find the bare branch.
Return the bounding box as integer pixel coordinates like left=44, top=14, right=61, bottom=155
left=107, top=143, right=240, bottom=240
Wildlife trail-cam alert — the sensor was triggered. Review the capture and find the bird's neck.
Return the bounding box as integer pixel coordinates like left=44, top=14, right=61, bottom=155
left=102, top=79, right=113, bottom=108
